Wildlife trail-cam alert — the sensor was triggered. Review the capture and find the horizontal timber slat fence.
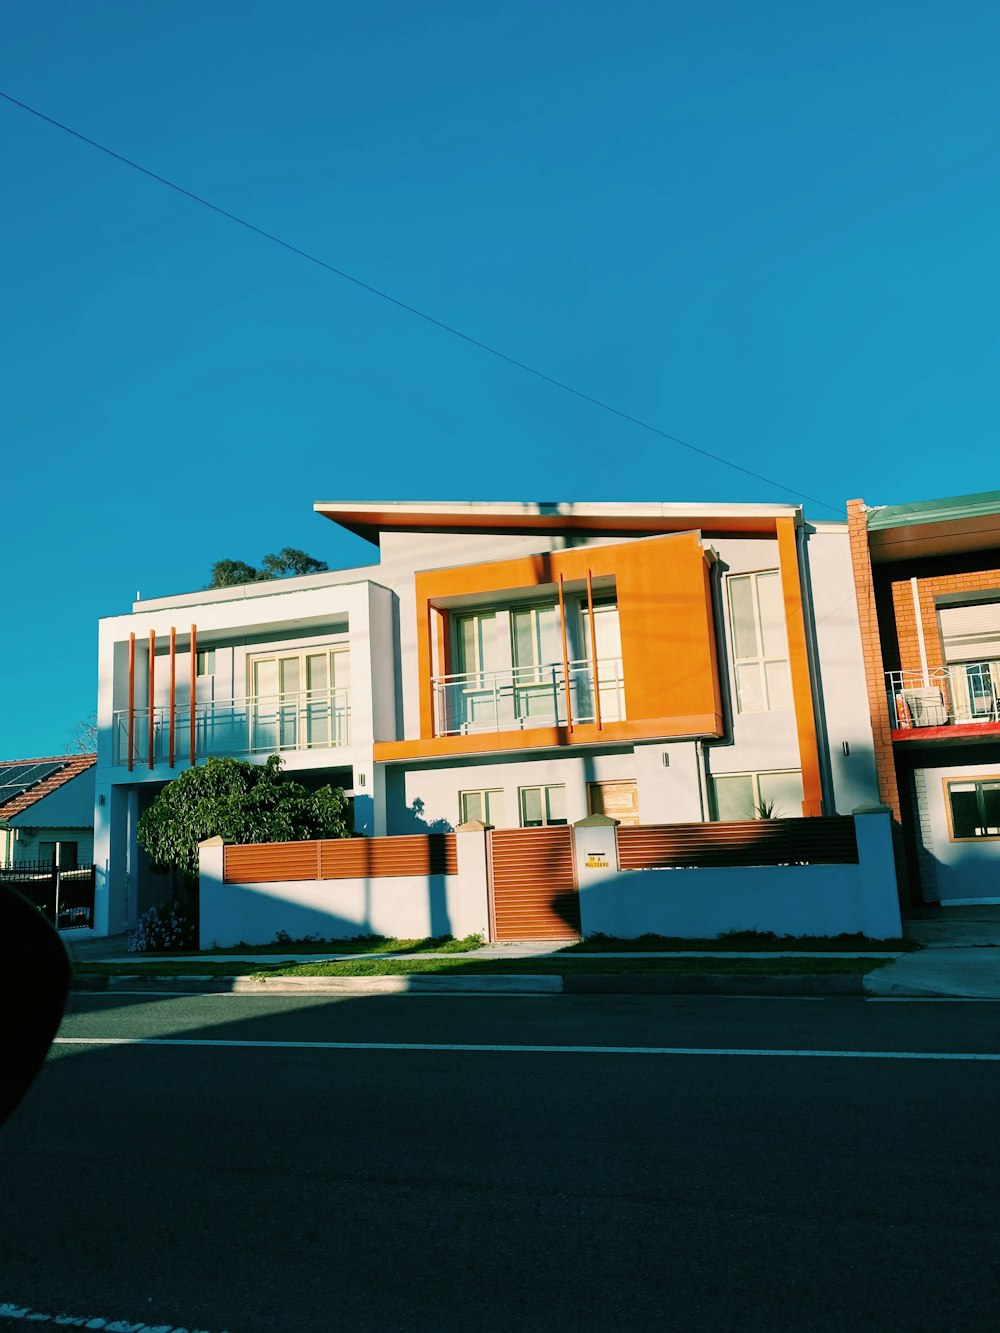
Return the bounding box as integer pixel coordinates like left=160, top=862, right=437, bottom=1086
left=223, top=833, right=458, bottom=885
left=616, top=817, right=859, bottom=869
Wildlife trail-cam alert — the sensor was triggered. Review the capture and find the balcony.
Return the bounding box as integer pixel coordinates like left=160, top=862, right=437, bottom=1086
left=886, top=664, right=1000, bottom=733
left=432, top=658, right=625, bottom=737
left=113, top=689, right=351, bottom=767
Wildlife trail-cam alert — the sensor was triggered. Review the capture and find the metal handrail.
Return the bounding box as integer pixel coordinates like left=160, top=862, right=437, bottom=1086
left=112, top=687, right=352, bottom=764
left=886, top=662, right=1000, bottom=729
left=432, top=657, right=625, bottom=736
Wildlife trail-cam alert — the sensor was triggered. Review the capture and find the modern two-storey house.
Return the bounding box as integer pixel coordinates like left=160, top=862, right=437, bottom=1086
left=92, top=500, right=881, bottom=936
left=849, top=489, right=1000, bottom=908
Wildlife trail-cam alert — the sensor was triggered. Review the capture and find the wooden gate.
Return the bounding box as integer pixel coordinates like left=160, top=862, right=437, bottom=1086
left=488, top=827, right=580, bottom=941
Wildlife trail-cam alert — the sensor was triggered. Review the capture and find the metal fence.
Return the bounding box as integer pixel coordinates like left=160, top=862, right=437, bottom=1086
left=0, top=862, right=96, bottom=929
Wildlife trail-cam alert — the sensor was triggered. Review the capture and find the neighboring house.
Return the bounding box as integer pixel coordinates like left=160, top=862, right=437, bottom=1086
left=0, top=754, right=97, bottom=868
left=93, top=500, right=881, bottom=936
left=848, top=489, right=1000, bottom=908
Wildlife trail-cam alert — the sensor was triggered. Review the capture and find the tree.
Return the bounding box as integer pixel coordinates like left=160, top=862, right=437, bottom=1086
left=259, top=548, right=329, bottom=578
left=65, top=715, right=98, bottom=754
left=209, top=559, right=261, bottom=589
left=136, top=755, right=350, bottom=880
left=208, top=549, right=329, bottom=589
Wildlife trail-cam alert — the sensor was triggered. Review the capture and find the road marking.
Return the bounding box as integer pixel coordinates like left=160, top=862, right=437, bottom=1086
left=51, top=1037, right=1000, bottom=1061
left=0, top=1300, right=223, bottom=1331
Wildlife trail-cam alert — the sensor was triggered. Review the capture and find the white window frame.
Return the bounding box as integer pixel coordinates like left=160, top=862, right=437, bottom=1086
left=458, top=789, right=504, bottom=827
left=727, top=570, right=792, bottom=714
left=710, top=769, right=803, bottom=821
left=518, top=784, right=568, bottom=828
left=196, top=649, right=216, bottom=677
left=246, top=645, right=350, bottom=751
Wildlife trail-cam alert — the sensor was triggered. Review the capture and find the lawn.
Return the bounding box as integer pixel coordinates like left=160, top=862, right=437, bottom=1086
left=562, top=931, right=919, bottom=953
left=203, top=933, right=484, bottom=955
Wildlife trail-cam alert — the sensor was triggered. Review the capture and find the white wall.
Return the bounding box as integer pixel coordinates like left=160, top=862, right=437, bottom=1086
left=914, top=761, right=1000, bottom=904
left=575, top=813, right=901, bottom=939
left=198, top=833, right=489, bottom=947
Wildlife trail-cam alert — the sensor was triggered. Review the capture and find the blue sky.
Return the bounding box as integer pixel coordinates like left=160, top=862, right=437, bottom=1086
left=3, top=0, right=999, bottom=757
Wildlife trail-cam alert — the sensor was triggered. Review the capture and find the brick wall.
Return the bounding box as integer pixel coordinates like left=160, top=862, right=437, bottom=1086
left=847, top=501, right=902, bottom=823
left=890, top=568, right=1000, bottom=676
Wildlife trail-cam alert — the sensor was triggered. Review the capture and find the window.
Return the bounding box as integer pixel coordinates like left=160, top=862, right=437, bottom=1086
left=947, top=779, right=1000, bottom=839
left=196, top=649, right=216, bottom=677
left=727, top=571, right=792, bottom=713
left=459, top=789, right=503, bottom=826
left=38, top=841, right=78, bottom=870
left=711, top=770, right=804, bottom=821
left=519, top=784, right=567, bottom=827
left=248, top=647, right=349, bottom=750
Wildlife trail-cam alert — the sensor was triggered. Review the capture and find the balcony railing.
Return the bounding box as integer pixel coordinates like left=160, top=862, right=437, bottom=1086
left=432, top=658, right=625, bottom=737
left=113, top=689, right=351, bottom=766
left=886, top=663, right=1000, bottom=731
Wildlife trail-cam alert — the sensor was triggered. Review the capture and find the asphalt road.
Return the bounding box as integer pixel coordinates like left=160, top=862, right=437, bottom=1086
left=3, top=991, right=1000, bottom=1332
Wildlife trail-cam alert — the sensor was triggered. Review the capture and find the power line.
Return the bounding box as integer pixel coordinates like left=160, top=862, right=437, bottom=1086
left=1, top=88, right=843, bottom=515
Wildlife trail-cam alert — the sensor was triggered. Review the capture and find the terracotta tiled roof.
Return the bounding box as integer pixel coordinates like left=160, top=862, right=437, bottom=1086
left=0, top=753, right=97, bottom=822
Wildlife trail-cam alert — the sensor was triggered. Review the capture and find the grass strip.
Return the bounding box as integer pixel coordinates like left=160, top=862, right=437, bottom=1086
left=560, top=932, right=920, bottom=953
left=74, top=955, right=888, bottom=979
left=203, top=933, right=484, bottom=956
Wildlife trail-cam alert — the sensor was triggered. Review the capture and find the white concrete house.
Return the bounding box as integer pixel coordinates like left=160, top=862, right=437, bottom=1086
left=92, top=500, right=883, bottom=936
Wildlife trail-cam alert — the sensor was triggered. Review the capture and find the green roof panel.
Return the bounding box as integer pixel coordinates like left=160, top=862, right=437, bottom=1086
left=867, top=489, right=1000, bottom=531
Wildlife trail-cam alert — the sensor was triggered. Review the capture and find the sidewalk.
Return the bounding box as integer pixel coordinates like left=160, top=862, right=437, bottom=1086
left=864, top=908, right=1000, bottom=998
left=64, top=927, right=1000, bottom=999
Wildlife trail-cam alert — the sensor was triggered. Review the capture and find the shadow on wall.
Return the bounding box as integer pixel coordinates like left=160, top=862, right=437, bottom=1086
left=396, top=798, right=454, bottom=835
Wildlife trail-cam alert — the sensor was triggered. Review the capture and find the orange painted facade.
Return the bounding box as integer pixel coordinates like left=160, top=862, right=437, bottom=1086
left=775, top=517, right=824, bottom=816
left=374, top=531, right=725, bottom=763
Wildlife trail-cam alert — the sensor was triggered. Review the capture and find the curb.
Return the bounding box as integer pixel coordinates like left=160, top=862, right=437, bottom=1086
left=70, top=972, right=866, bottom=997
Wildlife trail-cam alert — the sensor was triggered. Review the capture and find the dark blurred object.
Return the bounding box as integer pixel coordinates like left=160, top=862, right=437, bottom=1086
left=0, top=884, right=70, bottom=1125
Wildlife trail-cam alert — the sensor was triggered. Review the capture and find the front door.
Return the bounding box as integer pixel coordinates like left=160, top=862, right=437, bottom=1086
left=588, top=780, right=640, bottom=826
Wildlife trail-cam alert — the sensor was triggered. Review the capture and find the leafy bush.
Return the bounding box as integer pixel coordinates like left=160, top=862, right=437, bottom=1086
left=128, top=897, right=197, bottom=953
left=137, top=754, right=350, bottom=878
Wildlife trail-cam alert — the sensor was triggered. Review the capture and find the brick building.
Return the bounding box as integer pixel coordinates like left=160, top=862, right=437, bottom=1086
left=848, top=490, right=1000, bottom=909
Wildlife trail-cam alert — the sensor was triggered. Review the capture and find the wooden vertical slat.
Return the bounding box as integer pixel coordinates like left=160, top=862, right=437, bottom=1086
left=147, top=630, right=156, bottom=770
left=557, top=573, right=573, bottom=730
left=189, top=624, right=197, bottom=766
left=127, top=633, right=135, bottom=772
left=168, top=627, right=176, bottom=768
left=586, top=568, right=602, bottom=731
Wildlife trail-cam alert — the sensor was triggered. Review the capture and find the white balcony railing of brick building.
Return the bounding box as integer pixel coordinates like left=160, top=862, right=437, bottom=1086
left=432, top=658, right=625, bottom=737
left=886, top=663, right=1000, bottom=731
left=113, top=688, right=351, bottom=766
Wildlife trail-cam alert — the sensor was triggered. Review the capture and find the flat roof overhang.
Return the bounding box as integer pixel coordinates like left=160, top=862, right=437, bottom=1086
left=314, top=500, right=802, bottom=546
left=865, top=489, right=1000, bottom=564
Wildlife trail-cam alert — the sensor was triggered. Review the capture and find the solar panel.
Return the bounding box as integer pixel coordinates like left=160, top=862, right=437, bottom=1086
left=0, top=762, right=67, bottom=807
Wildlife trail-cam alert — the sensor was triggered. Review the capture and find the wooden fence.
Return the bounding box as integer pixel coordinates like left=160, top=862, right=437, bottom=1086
left=223, top=833, right=458, bottom=885
left=616, top=817, right=859, bottom=870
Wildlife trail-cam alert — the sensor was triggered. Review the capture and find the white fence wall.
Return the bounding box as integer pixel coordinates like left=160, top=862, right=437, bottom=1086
left=575, top=812, right=901, bottom=939
left=198, top=831, right=489, bottom=947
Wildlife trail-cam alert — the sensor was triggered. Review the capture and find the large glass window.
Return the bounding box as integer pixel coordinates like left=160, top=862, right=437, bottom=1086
left=519, top=784, right=568, bottom=827
left=459, top=789, right=504, bottom=826
left=248, top=647, right=349, bottom=751
left=728, top=571, right=792, bottom=714
left=947, top=780, right=1000, bottom=839
left=711, top=770, right=804, bottom=821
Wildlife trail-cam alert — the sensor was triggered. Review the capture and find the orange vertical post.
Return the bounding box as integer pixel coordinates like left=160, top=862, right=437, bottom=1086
left=775, top=517, right=823, bottom=816
left=127, top=633, right=135, bottom=772
left=168, top=627, right=176, bottom=768
left=557, top=573, right=574, bottom=730
left=189, top=624, right=198, bottom=766
left=586, top=568, right=602, bottom=730
left=147, top=630, right=156, bottom=770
